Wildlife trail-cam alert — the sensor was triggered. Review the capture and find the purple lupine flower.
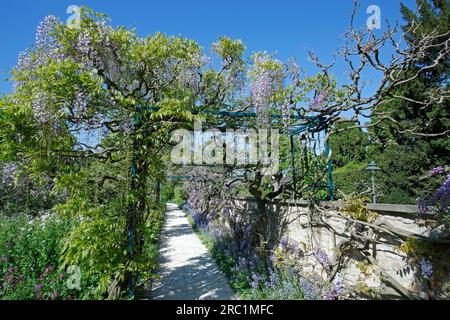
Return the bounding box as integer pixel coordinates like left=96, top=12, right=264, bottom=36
left=278, top=279, right=295, bottom=299
left=35, top=284, right=43, bottom=291
left=270, top=252, right=277, bottom=262
left=299, top=277, right=320, bottom=300
left=250, top=273, right=264, bottom=289
left=419, top=258, right=433, bottom=280
left=428, top=166, right=445, bottom=176
left=1, top=256, right=7, bottom=263
left=268, top=269, right=279, bottom=289
left=210, top=229, right=221, bottom=239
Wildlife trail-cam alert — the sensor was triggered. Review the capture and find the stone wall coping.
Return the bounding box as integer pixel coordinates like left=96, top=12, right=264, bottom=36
left=234, top=198, right=419, bottom=218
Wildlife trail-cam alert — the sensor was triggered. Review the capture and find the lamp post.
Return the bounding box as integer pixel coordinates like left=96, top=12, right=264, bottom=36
left=366, top=161, right=381, bottom=204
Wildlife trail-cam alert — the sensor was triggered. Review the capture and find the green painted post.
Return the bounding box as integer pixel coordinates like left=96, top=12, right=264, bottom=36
left=290, top=134, right=297, bottom=194
left=325, top=139, right=335, bottom=201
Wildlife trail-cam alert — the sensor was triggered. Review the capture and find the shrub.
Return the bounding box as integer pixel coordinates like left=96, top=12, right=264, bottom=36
left=0, top=213, right=88, bottom=300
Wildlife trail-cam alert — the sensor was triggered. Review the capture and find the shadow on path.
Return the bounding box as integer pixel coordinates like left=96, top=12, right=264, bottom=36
left=150, top=203, right=237, bottom=300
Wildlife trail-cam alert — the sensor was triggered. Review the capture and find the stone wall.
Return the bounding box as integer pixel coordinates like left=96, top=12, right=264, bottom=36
left=232, top=199, right=448, bottom=300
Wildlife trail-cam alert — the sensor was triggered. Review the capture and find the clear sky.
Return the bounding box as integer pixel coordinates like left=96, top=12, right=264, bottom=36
left=0, top=0, right=416, bottom=95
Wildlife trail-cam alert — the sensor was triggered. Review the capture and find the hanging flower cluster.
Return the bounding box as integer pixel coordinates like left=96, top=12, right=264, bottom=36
left=1, top=163, right=18, bottom=189
left=313, top=249, right=331, bottom=272
left=309, top=90, right=328, bottom=111
left=179, top=52, right=210, bottom=91
left=419, top=166, right=450, bottom=218
left=14, top=16, right=65, bottom=91
left=249, top=55, right=284, bottom=126
left=32, top=92, right=55, bottom=125
left=419, top=258, right=433, bottom=280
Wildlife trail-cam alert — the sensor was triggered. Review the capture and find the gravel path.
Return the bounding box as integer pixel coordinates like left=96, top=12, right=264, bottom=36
left=150, top=203, right=237, bottom=300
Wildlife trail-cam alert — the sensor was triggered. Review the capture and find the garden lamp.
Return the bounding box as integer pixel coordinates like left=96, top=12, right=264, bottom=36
left=366, top=161, right=381, bottom=203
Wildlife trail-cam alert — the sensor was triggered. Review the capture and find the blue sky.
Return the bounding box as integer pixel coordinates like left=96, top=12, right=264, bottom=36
left=0, top=0, right=416, bottom=94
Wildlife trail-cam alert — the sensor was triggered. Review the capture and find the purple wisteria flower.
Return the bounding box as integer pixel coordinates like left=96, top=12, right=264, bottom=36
left=419, top=258, right=433, bottom=280
left=250, top=55, right=283, bottom=125
left=73, top=88, right=90, bottom=116
left=281, top=101, right=292, bottom=128
left=36, top=16, right=60, bottom=49
left=309, top=90, right=328, bottom=111
left=77, top=31, right=92, bottom=57
left=15, top=15, right=65, bottom=92
left=431, top=175, right=450, bottom=212
left=333, top=274, right=343, bottom=296
left=324, top=273, right=344, bottom=299
left=2, top=163, right=18, bottom=188
left=210, top=229, right=222, bottom=239
left=418, top=173, right=450, bottom=215
left=313, top=249, right=331, bottom=272
left=279, top=237, right=289, bottom=252
left=32, top=92, right=55, bottom=125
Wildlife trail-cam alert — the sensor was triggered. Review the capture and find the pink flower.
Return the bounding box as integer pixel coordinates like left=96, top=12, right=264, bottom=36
left=59, top=273, right=65, bottom=279
left=6, top=275, right=14, bottom=284
left=1, top=256, right=7, bottom=263
left=45, top=265, right=54, bottom=274
left=51, top=291, right=59, bottom=299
